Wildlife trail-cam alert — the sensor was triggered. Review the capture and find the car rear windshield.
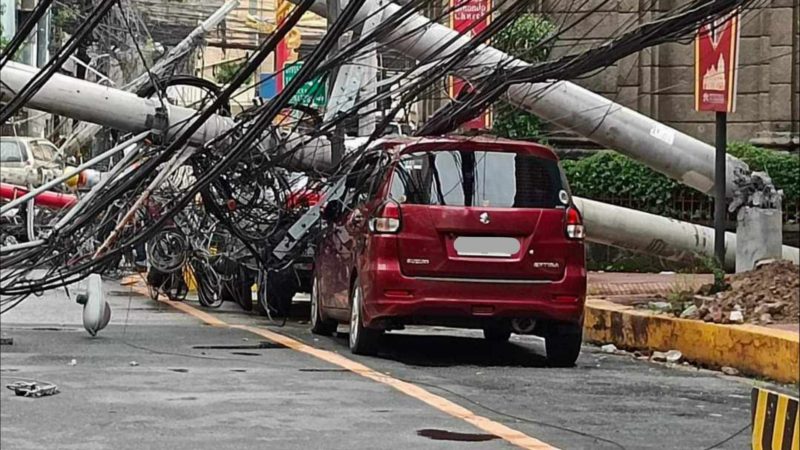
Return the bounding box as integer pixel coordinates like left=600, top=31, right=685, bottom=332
left=389, top=150, right=566, bottom=208
left=0, top=140, right=26, bottom=163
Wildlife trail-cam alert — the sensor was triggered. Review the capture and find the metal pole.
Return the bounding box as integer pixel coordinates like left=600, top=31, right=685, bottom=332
left=714, top=112, right=727, bottom=266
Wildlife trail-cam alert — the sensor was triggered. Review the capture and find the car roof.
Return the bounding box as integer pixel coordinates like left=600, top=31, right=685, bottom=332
left=379, top=135, right=559, bottom=161
left=0, top=136, right=53, bottom=144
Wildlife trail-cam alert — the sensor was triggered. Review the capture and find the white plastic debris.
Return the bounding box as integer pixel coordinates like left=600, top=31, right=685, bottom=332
left=601, top=344, right=618, bottom=354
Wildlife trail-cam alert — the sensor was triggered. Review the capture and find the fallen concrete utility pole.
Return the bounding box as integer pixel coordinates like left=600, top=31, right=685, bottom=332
left=1, top=61, right=235, bottom=145
left=299, top=0, right=752, bottom=199
left=60, top=0, right=240, bottom=155
left=573, top=197, right=799, bottom=270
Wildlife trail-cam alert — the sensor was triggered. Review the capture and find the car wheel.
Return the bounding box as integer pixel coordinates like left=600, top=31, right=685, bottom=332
left=310, top=275, right=337, bottom=336
left=482, top=325, right=511, bottom=342
left=544, top=322, right=583, bottom=367
left=265, top=274, right=294, bottom=317
left=348, top=277, right=380, bottom=356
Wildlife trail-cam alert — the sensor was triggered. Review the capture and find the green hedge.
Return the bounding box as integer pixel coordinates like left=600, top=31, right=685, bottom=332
left=562, top=143, right=799, bottom=219
left=490, top=14, right=554, bottom=140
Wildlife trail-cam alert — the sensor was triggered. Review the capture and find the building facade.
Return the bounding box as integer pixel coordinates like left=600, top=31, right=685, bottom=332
left=539, top=0, right=799, bottom=149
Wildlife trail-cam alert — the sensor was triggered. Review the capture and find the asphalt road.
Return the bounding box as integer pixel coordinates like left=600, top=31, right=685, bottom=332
left=0, top=277, right=770, bottom=450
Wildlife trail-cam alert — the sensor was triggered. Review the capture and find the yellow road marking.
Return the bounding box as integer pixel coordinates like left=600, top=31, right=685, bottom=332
left=135, top=284, right=557, bottom=450
left=753, top=390, right=768, bottom=450
left=774, top=395, right=788, bottom=450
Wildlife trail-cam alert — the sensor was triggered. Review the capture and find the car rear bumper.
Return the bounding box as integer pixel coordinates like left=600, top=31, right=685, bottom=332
left=360, top=263, right=586, bottom=327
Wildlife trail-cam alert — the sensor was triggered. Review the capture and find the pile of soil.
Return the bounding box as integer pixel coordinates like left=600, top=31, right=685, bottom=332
left=687, top=260, right=799, bottom=325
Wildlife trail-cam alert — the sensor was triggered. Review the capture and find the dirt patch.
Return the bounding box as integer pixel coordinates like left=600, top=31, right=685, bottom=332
left=686, top=260, right=799, bottom=325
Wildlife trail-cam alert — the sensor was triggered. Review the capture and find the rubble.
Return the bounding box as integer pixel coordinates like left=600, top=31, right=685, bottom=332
left=665, top=350, right=683, bottom=363
left=601, top=344, right=618, bottom=354
left=721, top=366, right=740, bottom=376
left=651, top=351, right=667, bottom=362
left=680, top=260, right=799, bottom=325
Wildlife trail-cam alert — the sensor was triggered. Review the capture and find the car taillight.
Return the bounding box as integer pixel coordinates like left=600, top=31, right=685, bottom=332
left=566, top=207, right=585, bottom=240
left=369, top=201, right=401, bottom=234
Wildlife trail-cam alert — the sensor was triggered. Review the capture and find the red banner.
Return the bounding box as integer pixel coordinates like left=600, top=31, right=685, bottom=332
left=449, top=0, right=492, bottom=130
left=275, top=0, right=300, bottom=92
left=695, top=12, right=740, bottom=112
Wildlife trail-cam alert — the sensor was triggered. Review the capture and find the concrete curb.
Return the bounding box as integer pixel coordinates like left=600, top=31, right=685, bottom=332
left=583, top=298, right=800, bottom=384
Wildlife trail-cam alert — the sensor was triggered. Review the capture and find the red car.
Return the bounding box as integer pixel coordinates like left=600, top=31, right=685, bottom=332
left=310, top=137, right=586, bottom=366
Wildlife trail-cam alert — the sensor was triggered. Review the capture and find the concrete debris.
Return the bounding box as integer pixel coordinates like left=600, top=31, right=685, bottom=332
left=665, top=350, right=683, bottom=363
left=648, top=301, right=672, bottom=312
left=680, top=305, right=698, bottom=318
left=650, top=350, right=682, bottom=364
left=721, top=366, right=740, bottom=376
left=687, top=260, right=799, bottom=324
left=759, top=313, right=774, bottom=324
left=651, top=351, right=668, bottom=362
left=601, top=344, right=618, bottom=354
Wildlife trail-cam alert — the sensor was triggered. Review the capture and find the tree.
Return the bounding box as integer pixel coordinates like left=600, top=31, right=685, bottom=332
left=490, top=14, right=554, bottom=140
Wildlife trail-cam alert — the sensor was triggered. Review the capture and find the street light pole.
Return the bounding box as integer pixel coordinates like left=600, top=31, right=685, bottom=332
left=714, top=111, right=727, bottom=267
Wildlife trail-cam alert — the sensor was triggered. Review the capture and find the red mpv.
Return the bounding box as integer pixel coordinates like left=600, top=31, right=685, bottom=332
left=310, top=137, right=587, bottom=366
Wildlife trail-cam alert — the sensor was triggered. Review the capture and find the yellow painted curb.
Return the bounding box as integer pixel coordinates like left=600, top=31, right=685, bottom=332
left=583, top=298, right=800, bottom=384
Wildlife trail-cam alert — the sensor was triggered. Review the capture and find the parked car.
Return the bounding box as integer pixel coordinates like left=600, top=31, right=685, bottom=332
left=261, top=176, right=323, bottom=316
left=310, top=137, right=587, bottom=366
left=0, top=137, right=65, bottom=187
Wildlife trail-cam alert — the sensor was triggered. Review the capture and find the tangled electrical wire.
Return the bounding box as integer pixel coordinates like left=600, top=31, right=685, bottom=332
left=0, top=0, right=763, bottom=318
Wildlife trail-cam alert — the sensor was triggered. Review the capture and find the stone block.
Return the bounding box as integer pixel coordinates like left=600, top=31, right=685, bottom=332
left=769, top=84, right=794, bottom=121
left=739, top=37, right=768, bottom=66
left=614, top=85, right=641, bottom=108
left=617, top=53, right=639, bottom=86
left=573, top=65, right=619, bottom=95
left=769, top=49, right=794, bottom=84
left=768, top=7, right=795, bottom=46
left=658, top=41, right=694, bottom=67
left=740, top=9, right=766, bottom=38
left=657, top=66, right=695, bottom=95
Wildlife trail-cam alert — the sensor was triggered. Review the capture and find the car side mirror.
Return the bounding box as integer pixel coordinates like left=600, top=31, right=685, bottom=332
left=321, top=199, right=345, bottom=222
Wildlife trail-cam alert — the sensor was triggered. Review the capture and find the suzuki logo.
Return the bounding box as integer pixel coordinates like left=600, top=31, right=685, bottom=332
left=479, top=212, right=490, bottom=224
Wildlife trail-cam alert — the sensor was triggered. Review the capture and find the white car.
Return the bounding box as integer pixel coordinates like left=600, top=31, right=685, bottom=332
left=0, top=136, right=65, bottom=187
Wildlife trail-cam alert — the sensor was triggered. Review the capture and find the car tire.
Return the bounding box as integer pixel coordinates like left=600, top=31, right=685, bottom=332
left=348, top=277, right=380, bottom=356
left=265, top=274, right=295, bottom=317
left=544, top=322, right=583, bottom=367
left=482, top=325, right=511, bottom=342
left=310, top=275, right=337, bottom=336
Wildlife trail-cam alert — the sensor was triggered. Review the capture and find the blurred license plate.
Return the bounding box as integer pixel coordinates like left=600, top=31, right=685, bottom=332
left=454, top=237, right=520, bottom=257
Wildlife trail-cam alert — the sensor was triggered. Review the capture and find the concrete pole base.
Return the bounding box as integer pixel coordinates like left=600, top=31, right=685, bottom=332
left=736, top=207, right=783, bottom=273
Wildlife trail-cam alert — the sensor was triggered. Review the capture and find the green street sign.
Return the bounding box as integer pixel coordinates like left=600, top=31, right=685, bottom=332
left=282, top=61, right=327, bottom=108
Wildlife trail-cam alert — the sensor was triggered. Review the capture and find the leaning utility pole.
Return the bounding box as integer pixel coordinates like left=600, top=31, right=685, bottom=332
left=60, top=0, right=240, bottom=155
